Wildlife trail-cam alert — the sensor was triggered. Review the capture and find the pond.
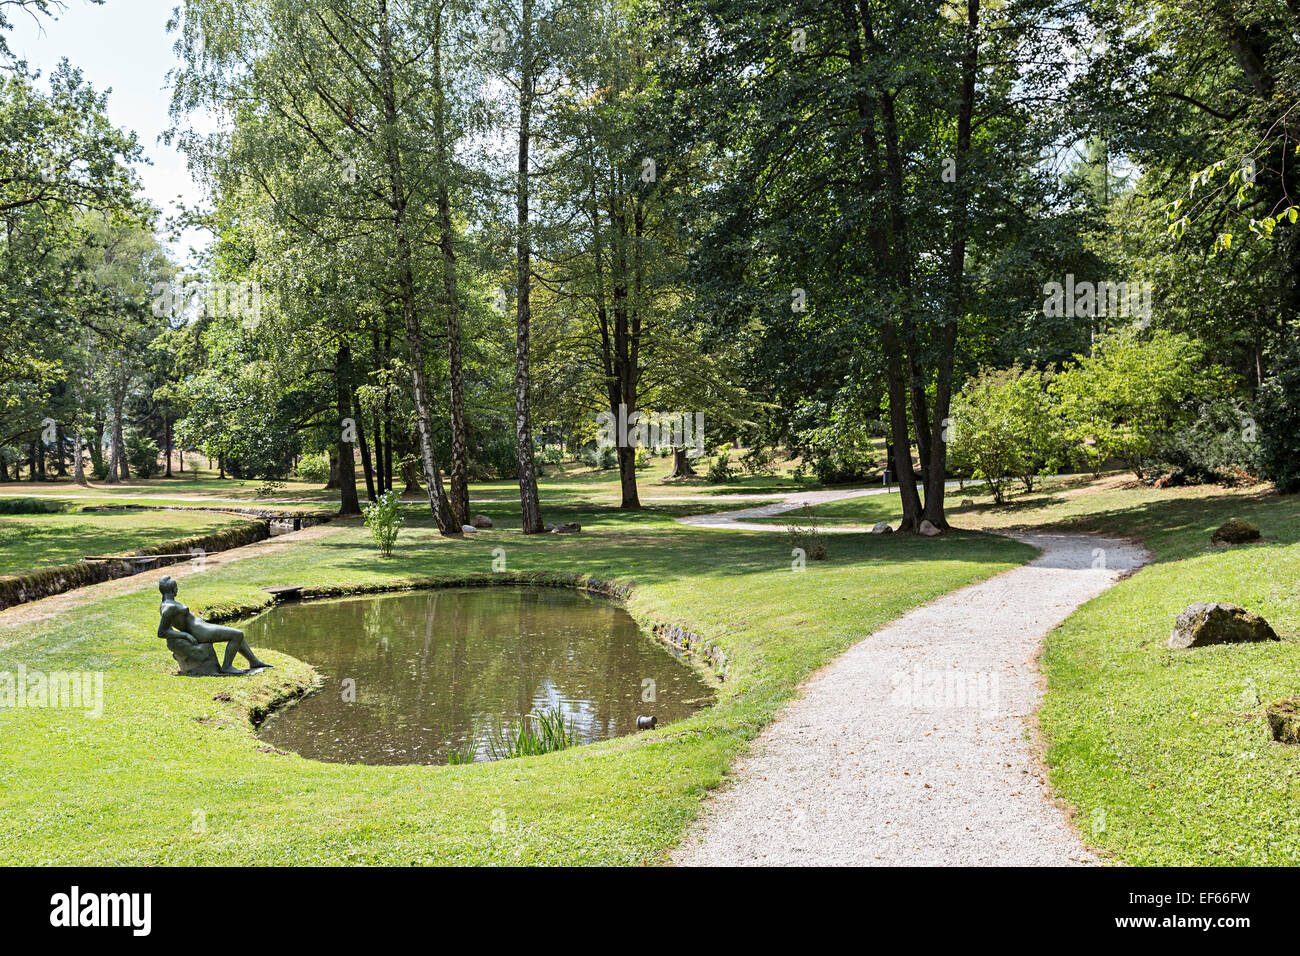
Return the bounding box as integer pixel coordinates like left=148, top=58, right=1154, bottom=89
left=245, top=586, right=713, bottom=765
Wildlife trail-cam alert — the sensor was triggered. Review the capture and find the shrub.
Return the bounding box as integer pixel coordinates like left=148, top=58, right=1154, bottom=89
left=125, top=432, right=160, bottom=478
left=362, top=489, right=405, bottom=557
left=1049, top=329, right=1213, bottom=479
left=949, top=364, right=1065, bottom=502
left=706, top=452, right=735, bottom=483
left=634, top=447, right=650, bottom=469
left=478, top=435, right=519, bottom=480
left=1258, top=344, right=1300, bottom=493
left=786, top=505, right=827, bottom=561
left=740, top=444, right=777, bottom=476
left=810, top=450, right=874, bottom=485
left=296, top=452, right=331, bottom=484
left=0, top=498, right=67, bottom=515
left=1156, top=398, right=1263, bottom=483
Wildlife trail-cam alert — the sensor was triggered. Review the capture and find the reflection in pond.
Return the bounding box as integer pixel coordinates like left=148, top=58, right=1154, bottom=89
left=245, top=586, right=713, bottom=765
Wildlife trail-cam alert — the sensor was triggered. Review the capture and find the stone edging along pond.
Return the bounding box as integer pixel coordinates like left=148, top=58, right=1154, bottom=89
left=0, top=519, right=280, bottom=612
left=197, top=572, right=731, bottom=730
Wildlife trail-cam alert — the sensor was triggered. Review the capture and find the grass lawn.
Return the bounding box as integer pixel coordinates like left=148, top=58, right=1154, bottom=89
left=0, top=449, right=820, bottom=510
left=0, top=504, right=262, bottom=576
left=1000, top=478, right=1300, bottom=865
left=0, top=496, right=1030, bottom=865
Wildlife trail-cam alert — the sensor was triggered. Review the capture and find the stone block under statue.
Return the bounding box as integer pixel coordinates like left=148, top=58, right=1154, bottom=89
left=157, top=575, right=273, bottom=676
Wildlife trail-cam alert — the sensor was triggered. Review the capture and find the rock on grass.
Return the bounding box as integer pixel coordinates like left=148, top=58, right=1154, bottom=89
left=1266, top=698, right=1300, bottom=744
left=1168, top=602, right=1279, bottom=649
left=1211, top=517, right=1261, bottom=545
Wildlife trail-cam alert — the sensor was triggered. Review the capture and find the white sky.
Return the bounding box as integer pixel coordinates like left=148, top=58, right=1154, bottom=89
left=10, top=0, right=211, bottom=264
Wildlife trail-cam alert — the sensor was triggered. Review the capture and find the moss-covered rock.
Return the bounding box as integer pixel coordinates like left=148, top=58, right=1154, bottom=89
left=1168, top=602, right=1279, bottom=648
left=1266, top=697, right=1300, bottom=744
left=1211, top=517, right=1261, bottom=544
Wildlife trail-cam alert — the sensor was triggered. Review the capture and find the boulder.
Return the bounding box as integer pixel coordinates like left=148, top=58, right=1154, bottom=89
left=472, top=514, right=493, bottom=529
left=550, top=522, right=581, bottom=534
left=168, top=636, right=221, bottom=676
left=1168, top=602, right=1279, bottom=649
left=1266, top=697, right=1300, bottom=744
left=870, top=522, right=893, bottom=535
left=460, top=524, right=477, bottom=534
left=960, top=499, right=975, bottom=508
left=918, top=519, right=942, bottom=537
left=1211, top=517, right=1261, bottom=545
left=544, top=523, right=558, bottom=533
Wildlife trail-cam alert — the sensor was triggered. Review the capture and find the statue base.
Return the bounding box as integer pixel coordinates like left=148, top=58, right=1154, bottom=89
left=168, top=637, right=222, bottom=676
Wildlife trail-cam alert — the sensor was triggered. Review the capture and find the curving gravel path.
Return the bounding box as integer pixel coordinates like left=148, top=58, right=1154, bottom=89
left=673, top=489, right=1147, bottom=866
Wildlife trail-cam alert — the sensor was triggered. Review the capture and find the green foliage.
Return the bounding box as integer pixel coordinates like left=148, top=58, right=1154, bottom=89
left=949, top=365, right=1064, bottom=503
left=739, top=445, right=777, bottom=476
left=476, top=435, right=519, bottom=481
left=705, top=452, right=735, bottom=483
left=125, top=431, right=160, bottom=479
left=486, top=707, right=577, bottom=761
left=295, top=453, right=331, bottom=484
left=1049, top=330, right=1213, bottom=479
left=1155, top=398, right=1263, bottom=484
left=1257, top=342, right=1300, bottom=493
left=361, top=489, right=404, bottom=557
left=0, top=498, right=67, bottom=515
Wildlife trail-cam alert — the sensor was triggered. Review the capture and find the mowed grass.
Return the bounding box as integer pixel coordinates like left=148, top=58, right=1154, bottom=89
left=0, top=496, right=1030, bottom=865
left=1012, top=480, right=1300, bottom=865
left=0, top=505, right=259, bottom=576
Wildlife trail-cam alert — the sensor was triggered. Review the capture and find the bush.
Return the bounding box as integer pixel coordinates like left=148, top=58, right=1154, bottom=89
left=1156, top=398, right=1264, bottom=483
left=125, top=432, right=160, bottom=478
left=296, top=452, right=331, bottom=484
left=362, top=489, right=405, bottom=556
left=706, top=453, right=735, bottom=483
left=740, top=445, right=777, bottom=476
left=810, top=449, right=875, bottom=485
left=949, top=365, right=1065, bottom=502
left=1258, top=344, right=1300, bottom=493
left=634, top=447, right=650, bottom=470
left=478, top=435, right=519, bottom=480
left=1049, top=329, right=1213, bottom=479
left=0, top=498, right=67, bottom=515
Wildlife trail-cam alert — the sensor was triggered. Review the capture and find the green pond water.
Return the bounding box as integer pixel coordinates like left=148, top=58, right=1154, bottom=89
left=245, top=586, right=713, bottom=765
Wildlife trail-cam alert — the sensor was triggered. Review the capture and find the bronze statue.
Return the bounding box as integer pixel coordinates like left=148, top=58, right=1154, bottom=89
left=157, top=575, right=272, bottom=676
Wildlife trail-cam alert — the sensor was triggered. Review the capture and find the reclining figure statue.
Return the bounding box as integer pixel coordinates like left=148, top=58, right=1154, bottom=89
left=157, top=575, right=272, bottom=676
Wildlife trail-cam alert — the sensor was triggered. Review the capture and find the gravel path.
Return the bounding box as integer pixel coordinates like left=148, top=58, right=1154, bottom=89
left=673, top=489, right=1148, bottom=866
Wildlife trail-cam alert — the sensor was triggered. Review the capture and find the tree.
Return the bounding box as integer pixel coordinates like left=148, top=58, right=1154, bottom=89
left=1050, top=329, right=1214, bottom=479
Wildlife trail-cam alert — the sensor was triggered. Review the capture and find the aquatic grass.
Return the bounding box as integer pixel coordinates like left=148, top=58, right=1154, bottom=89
left=445, top=717, right=485, bottom=765
left=486, top=707, right=578, bottom=760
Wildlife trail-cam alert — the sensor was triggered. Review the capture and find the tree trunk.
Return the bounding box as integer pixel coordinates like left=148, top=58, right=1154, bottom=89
left=433, top=7, right=470, bottom=527
left=106, top=390, right=125, bottom=483
left=378, top=0, right=457, bottom=534
left=335, top=345, right=362, bottom=516
left=669, top=447, right=696, bottom=477
left=54, top=422, right=66, bottom=476
left=922, top=0, right=980, bottom=531
left=164, top=417, right=173, bottom=477
left=325, top=448, right=339, bottom=490
left=513, top=0, right=545, bottom=535
left=355, top=393, right=376, bottom=502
